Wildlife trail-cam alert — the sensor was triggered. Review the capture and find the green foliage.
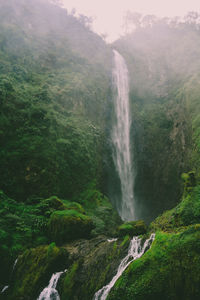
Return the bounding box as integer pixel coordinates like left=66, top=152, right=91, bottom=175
left=77, top=182, right=122, bottom=236
left=0, top=191, right=48, bottom=262
left=0, top=0, right=111, bottom=202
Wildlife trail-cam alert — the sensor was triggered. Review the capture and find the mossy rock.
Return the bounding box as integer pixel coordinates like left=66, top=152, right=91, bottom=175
left=118, top=220, right=147, bottom=237
left=48, top=210, right=94, bottom=245
left=7, top=244, right=69, bottom=300
left=58, top=235, right=131, bottom=300
left=181, top=171, right=196, bottom=190
left=40, top=196, right=67, bottom=210
left=108, top=227, right=200, bottom=300
left=62, top=201, right=85, bottom=214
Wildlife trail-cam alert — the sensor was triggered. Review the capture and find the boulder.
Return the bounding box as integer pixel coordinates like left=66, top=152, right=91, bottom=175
left=48, top=210, right=94, bottom=245
left=118, top=220, right=147, bottom=237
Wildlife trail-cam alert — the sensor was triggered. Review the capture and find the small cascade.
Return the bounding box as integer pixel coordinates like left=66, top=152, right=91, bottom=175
left=37, top=269, right=67, bottom=300
left=93, top=233, right=155, bottom=300
left=112, top=49, right=135, bottom=221
left=12, top=257, right=18, bottom=271
left=107, top=238, right=118, bottom=243
left=1, top=285, right=9, bottom=294
left=1, top=257, right=19, bottom=294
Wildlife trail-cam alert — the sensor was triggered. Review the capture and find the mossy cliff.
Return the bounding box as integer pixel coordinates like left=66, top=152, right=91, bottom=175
left=107, top=227, right=200, bottom=300
left=113, top=18, right=200, bottom=222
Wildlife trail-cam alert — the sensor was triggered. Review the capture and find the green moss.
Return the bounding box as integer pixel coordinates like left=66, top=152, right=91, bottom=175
left=62, top=201, right=85, bottom=214
left=108, top=228, right=200, bottom=300
left=118, top=220, right=147, bottom=237
left=151, top=185, right=200, bottom=231
left=48, top=210, right=94, bottom=245
left=61, top=261, right=80, bottom=298
left=120, top=235, right=130, bottom=247
left=52, top=209, right=88, bottom=220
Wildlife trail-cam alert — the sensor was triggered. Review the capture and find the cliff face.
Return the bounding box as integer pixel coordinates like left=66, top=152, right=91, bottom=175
left=103, top=22, right=200, bottom=299
left=113, top=22, right=200, bottom=222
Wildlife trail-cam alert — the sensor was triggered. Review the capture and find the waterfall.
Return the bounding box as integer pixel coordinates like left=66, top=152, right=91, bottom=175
left=107, top=238, right=118, bottom=243
left=112, top=49, right=135, bottom=221
left=1, top=257, right=19, bottom=294
left=93, top=233, right=155, bottom=300
left=1, top=285, right=9, bottom=294
left=37, top=269, right=67, bottom=300
left=12, top=257, right=18, bottom=271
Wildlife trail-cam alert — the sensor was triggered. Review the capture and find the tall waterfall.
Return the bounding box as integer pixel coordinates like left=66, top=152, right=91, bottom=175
left=112, top=49, right=135, bottom=221
left=93, top=233, right=155, bottom=300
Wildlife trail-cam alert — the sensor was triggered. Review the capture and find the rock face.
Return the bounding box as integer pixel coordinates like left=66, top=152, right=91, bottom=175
left=58, top=236, right=131, bottom=300
left=48, top=210, right=94, bottom=245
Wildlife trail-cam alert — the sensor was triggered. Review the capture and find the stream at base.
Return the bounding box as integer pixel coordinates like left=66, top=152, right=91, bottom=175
left=93, top=233, right=155, bottom=300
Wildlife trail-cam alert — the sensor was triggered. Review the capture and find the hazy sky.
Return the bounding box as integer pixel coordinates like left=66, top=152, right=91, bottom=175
left=62, top=0, right=200, bottom=41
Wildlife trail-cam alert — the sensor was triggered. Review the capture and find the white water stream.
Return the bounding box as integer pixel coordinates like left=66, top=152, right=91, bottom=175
left=1, top=257, right=19, bottom=294
left=112, top=50, right=135, bottom=221
left=93, top=233, right=155, bottom=300
left=37, top=269, right=67, bottom=300
left=1, top=285, right=9, bottom=294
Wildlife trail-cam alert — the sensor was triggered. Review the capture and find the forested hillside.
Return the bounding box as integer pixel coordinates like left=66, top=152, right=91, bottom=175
left=0, top=0, right=112, bottom=201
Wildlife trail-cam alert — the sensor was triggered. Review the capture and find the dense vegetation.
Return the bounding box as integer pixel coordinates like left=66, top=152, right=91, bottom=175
left=1, top=0, right=200, bottom=299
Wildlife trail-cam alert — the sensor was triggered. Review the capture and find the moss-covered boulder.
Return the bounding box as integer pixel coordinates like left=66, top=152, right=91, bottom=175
left=7, top=244, right=69, bottom=300
left=108, top=227, right=200, bottom=300
left=48, top=210, right=94, bottom=245
left=118, top=220, right=147, bottom=237
left=40, top=196, right=67, bottom=211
